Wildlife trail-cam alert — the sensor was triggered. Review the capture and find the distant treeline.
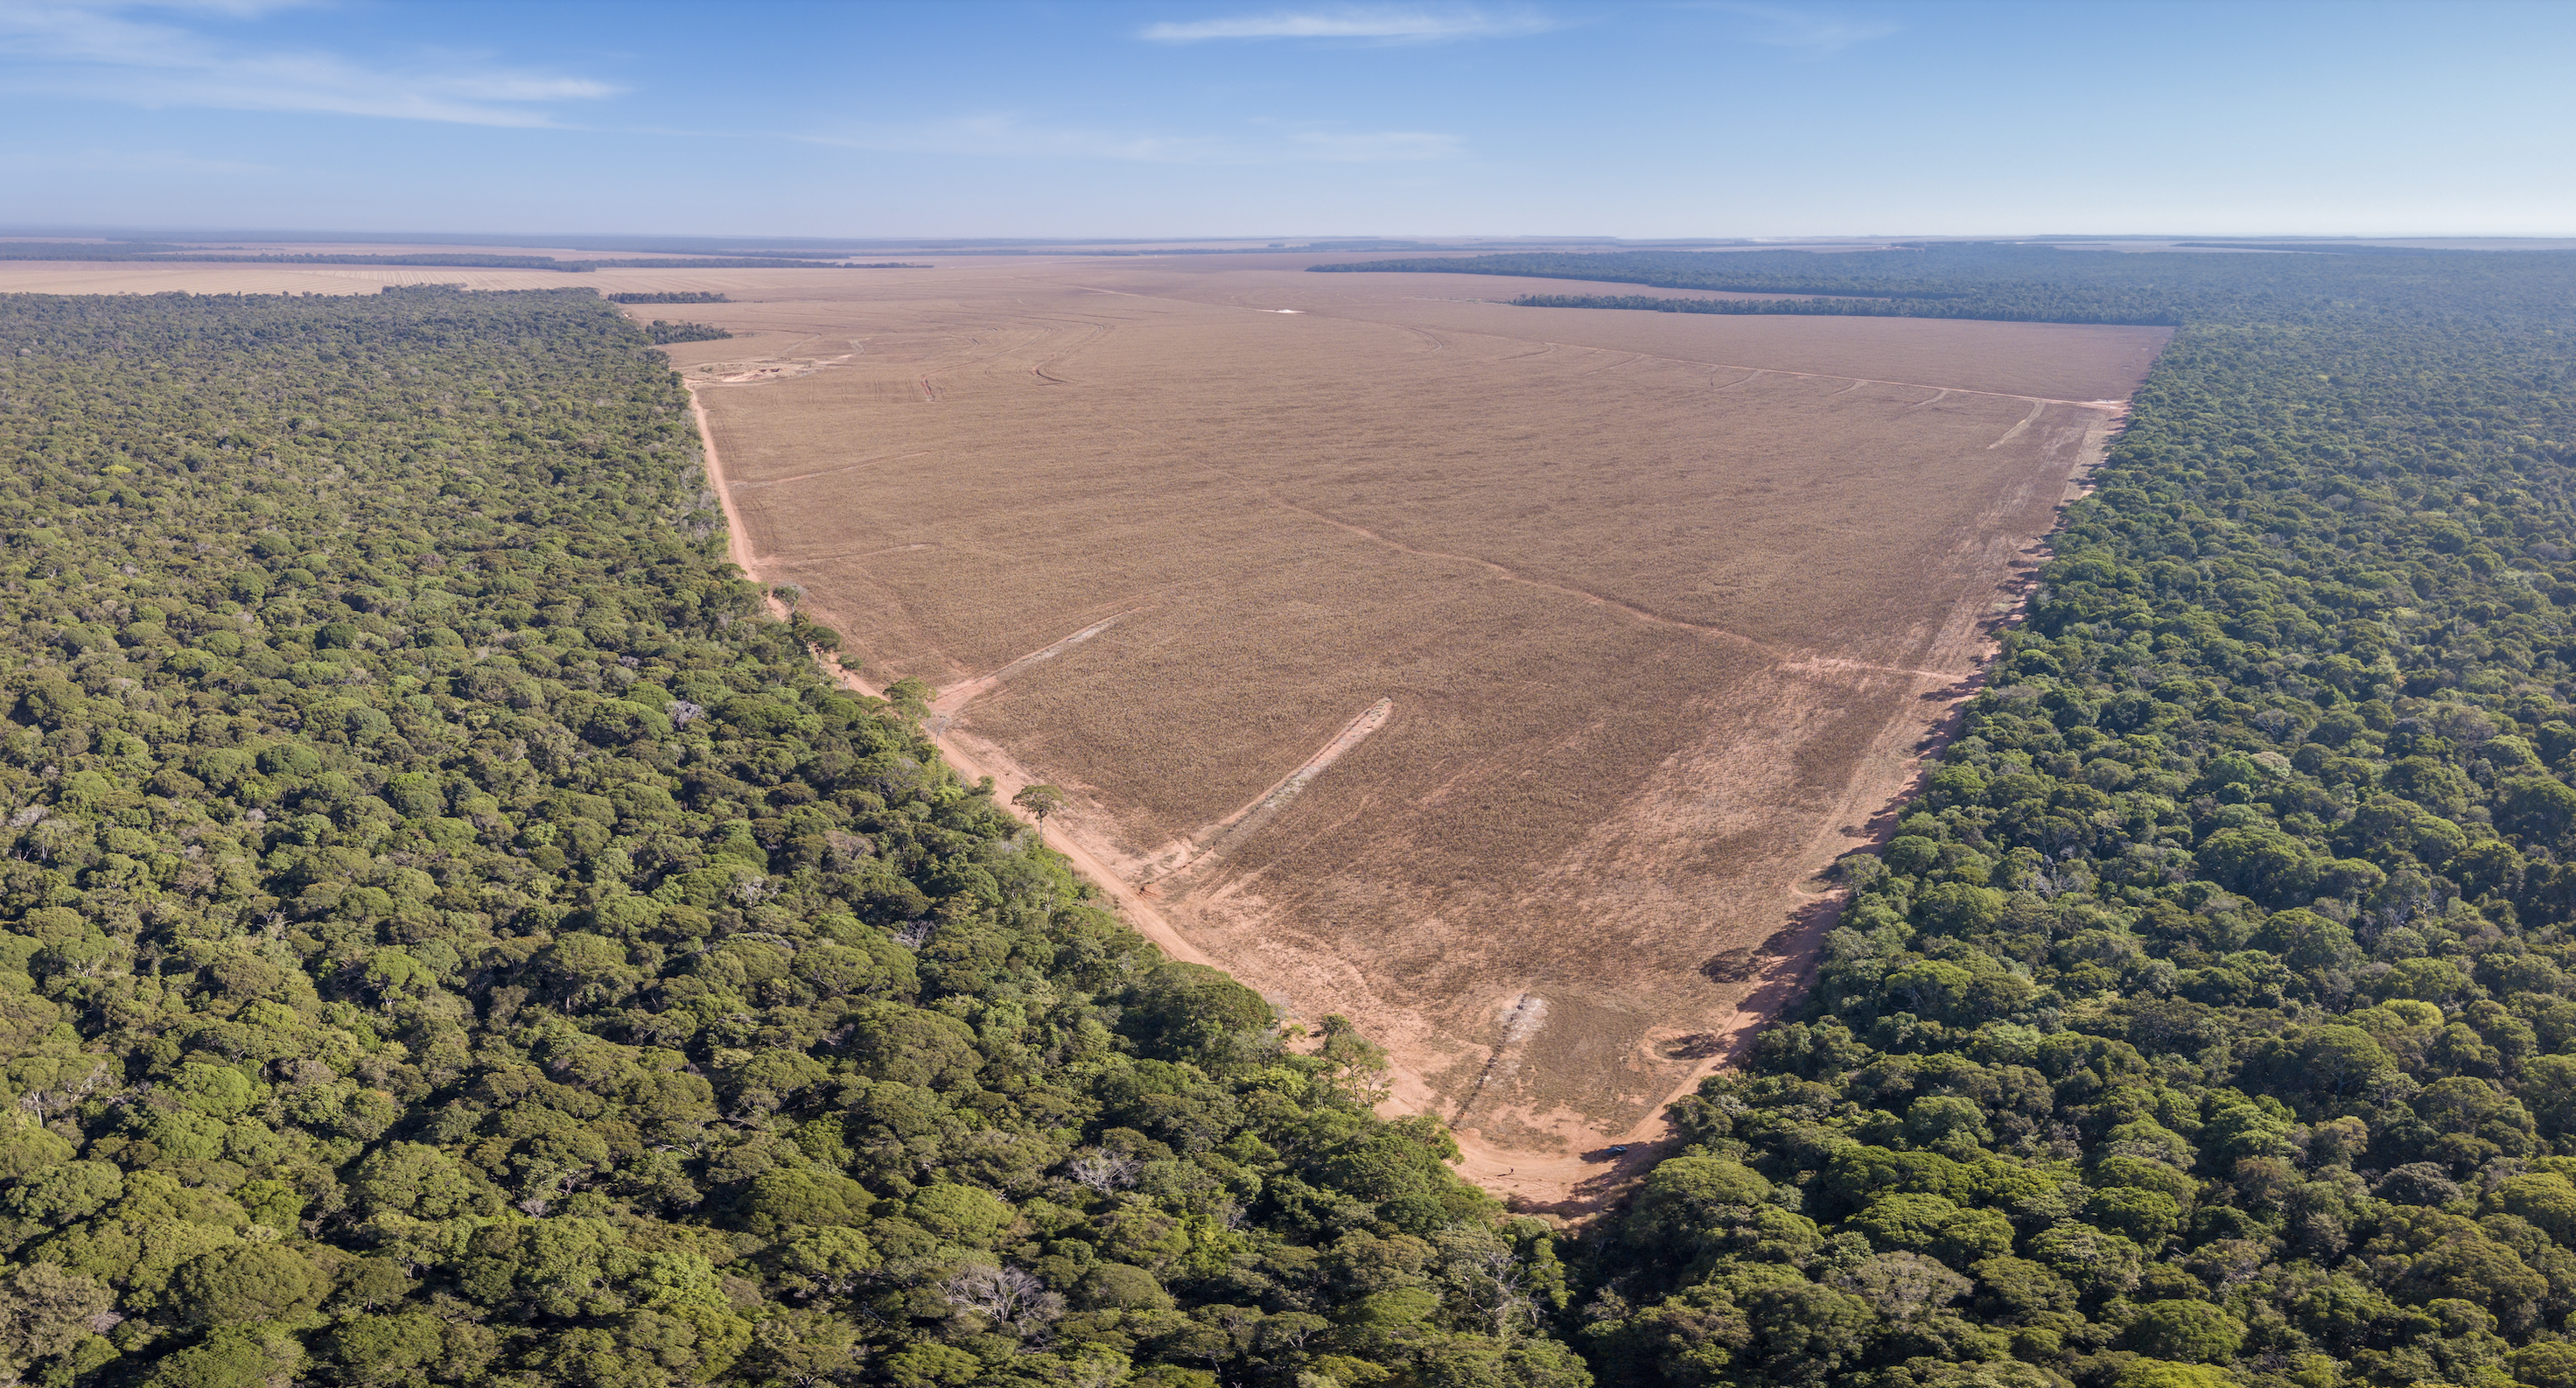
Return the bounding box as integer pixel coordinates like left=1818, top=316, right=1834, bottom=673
left=1511, top=292, right=1908, bottom=317
left=1318, top=242, right=2576, bottom=327
left=1082, top=242, right=1438, bottom=257
left=606, top=292, right=731, bottom=305
left=0, top=242, right=193, bottom=261
left=2175, top=242, right=2487, bottom=256
left=0, top=242, right=857, bottom=272
left=579, top=259, right=853, bottom=271
left=645, top=319, right=733, bottom=344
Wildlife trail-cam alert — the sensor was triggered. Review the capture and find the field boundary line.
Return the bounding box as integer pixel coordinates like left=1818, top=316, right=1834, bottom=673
left=1194, top=465, right=1782, bottom=651
left=1454, top=330, right=2140, bottom=410
left=1406, top=326, right=2137, bottom=410
left=688, top=383, right=779, bottom=590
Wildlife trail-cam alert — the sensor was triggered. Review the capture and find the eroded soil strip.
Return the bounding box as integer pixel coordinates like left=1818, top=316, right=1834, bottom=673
left=1452, top=992, right=1551, bottom=1126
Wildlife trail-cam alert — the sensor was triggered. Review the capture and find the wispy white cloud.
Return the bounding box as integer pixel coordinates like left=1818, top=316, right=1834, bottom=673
left=1140, top=5, right=1553, bottom=43
left=0, top=144, right=277, bottom=176
left=1685, top=2, right=1899, bottom=53
left=806, top=115, right=1229, bottom=165
left=0, top=1, right=620, bottom=126
left=808, top=112, right=1460, bottom=165
left=1280, top=128, right=1461, bottom=160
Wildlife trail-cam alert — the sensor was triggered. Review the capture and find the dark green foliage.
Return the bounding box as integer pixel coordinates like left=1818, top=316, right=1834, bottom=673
left=1566, top=244, right=2576, bottom=1388
left=645, top=320, right=733, bottom=345
left=0, top=287, right=1574, bottom=1386
left=607, top=293, right=732, bottom=305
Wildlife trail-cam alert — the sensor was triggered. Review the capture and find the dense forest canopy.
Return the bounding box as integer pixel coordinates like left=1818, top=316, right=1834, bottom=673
left=0, top=286, right=1578, bottom=1388
left=1333, top=246, right=2576, bottom=1388
left=11, top=239, right=2576, bottom=1388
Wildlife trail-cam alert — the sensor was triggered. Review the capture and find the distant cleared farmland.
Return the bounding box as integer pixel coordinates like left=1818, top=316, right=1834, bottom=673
left=646, top=256, right=2168, bottom=1198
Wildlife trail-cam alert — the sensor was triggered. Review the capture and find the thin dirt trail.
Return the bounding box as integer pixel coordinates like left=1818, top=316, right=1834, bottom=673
left=1192, top=459, right=1959, bottom=684
left=738, top=450, right=934, bottom=491
left=685, top=381, right=1214, bottom=969
left=1189, top=459, right=1780, bottom=653
left=1987, top=400, right=2048, bottom=450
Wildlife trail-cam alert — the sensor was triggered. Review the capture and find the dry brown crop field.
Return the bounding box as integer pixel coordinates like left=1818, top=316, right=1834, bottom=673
left=0, top=253, right=2166, bottom=1206
left=658, top=256, right=2166, bottom=1205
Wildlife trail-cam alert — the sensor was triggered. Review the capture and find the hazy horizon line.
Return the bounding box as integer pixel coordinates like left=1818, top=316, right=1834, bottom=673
left=5, top=227, right=2575, bottom=249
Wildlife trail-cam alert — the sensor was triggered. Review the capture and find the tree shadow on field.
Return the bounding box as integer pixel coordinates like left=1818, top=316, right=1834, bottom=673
left=1504, top=900, right=1852, bottom=1223
left=1506, top=1143, right=1677, bottom=1222
left=1702, top=898, right=1844, bottom=1057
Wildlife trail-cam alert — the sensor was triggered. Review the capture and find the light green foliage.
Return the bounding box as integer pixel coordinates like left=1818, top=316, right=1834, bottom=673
left=0, top=1263, right=112, bottom=1379
left=2124, top=1299, right=2246, bottom=1363
left=171, top=1243, right=327, bottom=1326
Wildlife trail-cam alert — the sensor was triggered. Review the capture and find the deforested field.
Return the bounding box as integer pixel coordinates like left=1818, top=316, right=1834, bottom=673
left=627, top=257, right=2166, bottom=1192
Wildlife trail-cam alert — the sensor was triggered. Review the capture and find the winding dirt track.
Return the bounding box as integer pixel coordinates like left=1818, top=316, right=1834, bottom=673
left=662, top=256, right=2161, bottom=1213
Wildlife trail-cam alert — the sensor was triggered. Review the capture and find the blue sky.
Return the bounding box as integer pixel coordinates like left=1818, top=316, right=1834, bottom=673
left=1, top=0, right=2570, bottom=240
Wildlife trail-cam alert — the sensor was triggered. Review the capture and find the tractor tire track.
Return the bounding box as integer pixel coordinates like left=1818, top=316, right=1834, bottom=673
left=1139, top=698, right=1395, bottom=891
left=929, top=610, right=1142, bottom=729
